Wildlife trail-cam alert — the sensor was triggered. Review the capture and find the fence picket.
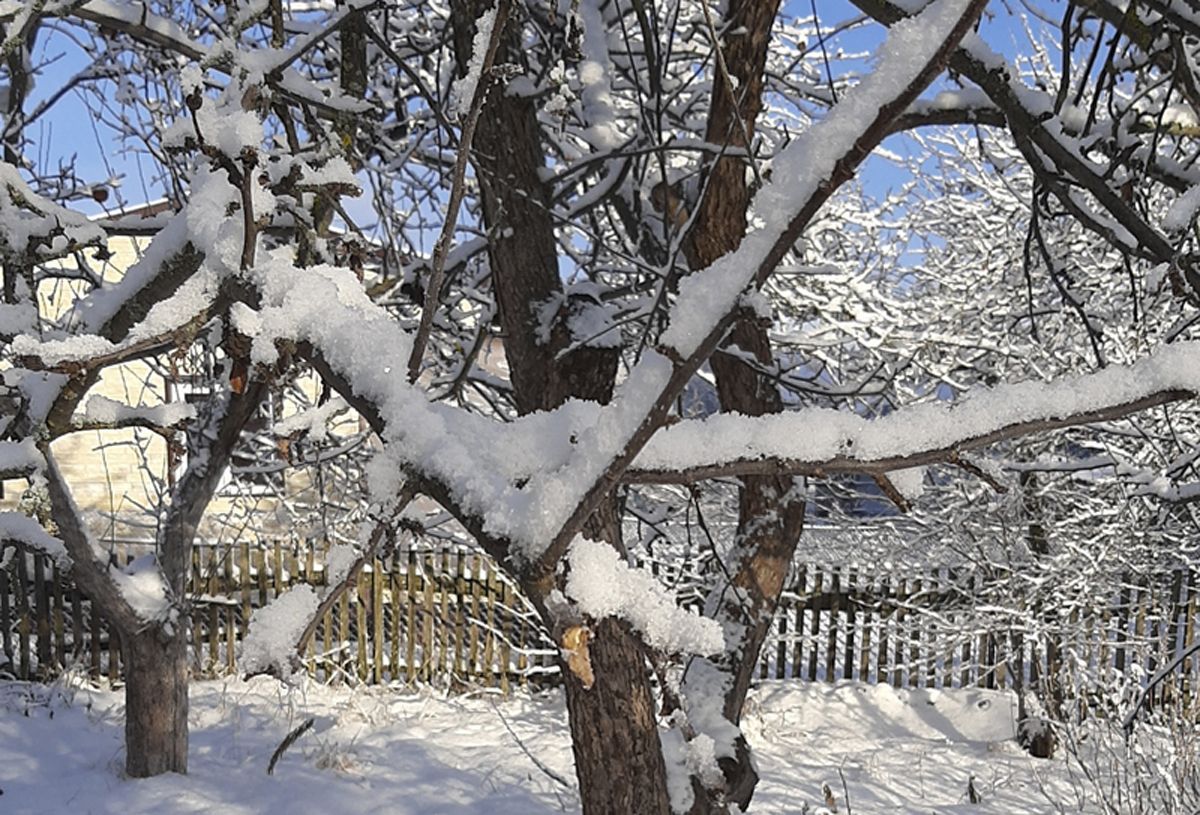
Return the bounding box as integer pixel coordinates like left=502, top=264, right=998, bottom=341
left=843, top=568, right=857, bottom=682
left=792, top=565, right=806, bottom=680
left=859, top=570, right=872, bottom=684
left=373, top=558, right=385, bottom=684
left=0, top=564, right=11, bottom=672
left=807, top=568, right=822, bottom=681
left=1184, top=573, right=1197, bottom=683
left=925, top=569, right=936, bottom=689
left=876, top=574, right=890, bottom=685
left=32, top=555, right=51, bottom=675
left=825, top=569, right=841, bottom=682
left=892, top=577, right=906, bottom=688
left=52, top=562, right=65, bottom=670
left=405, top=549, right=418, bottom=683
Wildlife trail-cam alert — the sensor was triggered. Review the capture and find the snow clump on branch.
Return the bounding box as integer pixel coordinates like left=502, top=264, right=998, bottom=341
left=564, top=537, right=723, bottom=655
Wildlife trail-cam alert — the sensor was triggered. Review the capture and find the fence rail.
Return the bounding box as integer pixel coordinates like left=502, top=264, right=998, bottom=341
left=3, top=541, right=1198, bottom=703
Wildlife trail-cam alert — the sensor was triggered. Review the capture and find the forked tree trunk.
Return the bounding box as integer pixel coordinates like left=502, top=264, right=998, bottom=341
left=122, top=628, right=189, bottom=777
left=442, top=5, right=672, bottom=811
left=562, top=616, right=671, bottom=815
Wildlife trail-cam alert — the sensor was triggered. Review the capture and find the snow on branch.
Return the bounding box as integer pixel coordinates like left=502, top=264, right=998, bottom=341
left=241, top=498, right=412, bottom=679
left=109, top=554, right=172, bottom=623
left=0, top=512, right=69, bottom=565
left=659, top=0, right=987, bottom=357
left=522, top=0, right=988, bottom=575
left=627, top=342, right=1200, bottom=484
left=0, top=163, right=105, bottom=263
left=0, top=439, right=44, bottom=479
left=254, top=0, right=987, bottom=573
left=68, top=394, right=195, bottom=433
left=853, top=0, right=1177, bottom=266
left=66, top=1, right=205, bottom=60
left=564, top=538, right=723, bottom=655
left=65, top=1, right=372, bottom=119
left=240, top=584, right=321, bottom=679
left=39, top=452, right=142, bottom=631
left=6, top=167, right=235, bottom=440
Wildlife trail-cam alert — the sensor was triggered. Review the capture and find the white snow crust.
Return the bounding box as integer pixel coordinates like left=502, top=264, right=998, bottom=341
left=564, top=538, right=723, bottom=655
left=110, top=554, right=172, bottom=623
left=80, top=394, right=195, bottom=427
left=0, top=512, right=69, bottom=565
left=241, top=584, right=321, bottom=678
left=0, top=677, right=1097, bottom=814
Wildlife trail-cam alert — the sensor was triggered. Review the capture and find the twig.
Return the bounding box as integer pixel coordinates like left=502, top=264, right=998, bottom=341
left=406, top=0, right=513, bottom=382
left=490, top=700, right=573, bottom=790
left=267, top=717, right=315, bottom=775
left=839, top=764, right=853, bottom=815
left=949, top=452, right=1008, bottom=494
left=292, top=485, right=417, bottom=661
left=872, top=472, right=912, bottom=514
left=1121, top=639, right=1200, bottom=735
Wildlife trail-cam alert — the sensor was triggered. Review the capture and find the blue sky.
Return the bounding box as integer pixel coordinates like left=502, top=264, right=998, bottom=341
left=24, top=0, right=1037, bottom=217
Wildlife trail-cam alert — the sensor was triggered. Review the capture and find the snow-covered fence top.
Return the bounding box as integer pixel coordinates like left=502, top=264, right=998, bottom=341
left=2, top=542, right=1197, bottom=709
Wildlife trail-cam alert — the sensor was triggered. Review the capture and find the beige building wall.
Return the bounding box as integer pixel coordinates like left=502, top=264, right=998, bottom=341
left=2, top=231, right=321, bottom=544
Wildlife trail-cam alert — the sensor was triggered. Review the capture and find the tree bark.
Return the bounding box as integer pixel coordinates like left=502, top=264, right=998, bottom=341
left=448, top=7, right=669, bottom=813
left=563, top=616, right=672, bottom=815
left=122, top=629, right=189, bottom=777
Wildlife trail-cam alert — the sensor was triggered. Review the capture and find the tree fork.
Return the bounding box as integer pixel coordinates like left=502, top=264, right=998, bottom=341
left=448, top=4, right=670, bottom=812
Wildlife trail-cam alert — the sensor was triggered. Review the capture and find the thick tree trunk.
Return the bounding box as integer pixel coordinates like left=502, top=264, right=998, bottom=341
left=447, top=7, right=672, bottom=813
left=550, top=499, right=671, bottom=815
left=562, top=616, right=671, bottom=815
left=122, top=628, right=189, bottom=777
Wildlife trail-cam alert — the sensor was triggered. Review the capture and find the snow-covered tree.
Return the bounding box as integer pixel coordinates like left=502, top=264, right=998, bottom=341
left=6, top=0, right=1200, bottom=812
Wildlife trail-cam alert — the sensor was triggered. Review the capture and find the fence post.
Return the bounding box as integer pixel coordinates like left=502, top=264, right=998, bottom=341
left=29, top=554, right=50, bottom=676
left=482, top=562, right=498, bottom=687
left=875, top=574, right=891, bottom=685
left=355, top=561, right=370, bottom=682
left=924, top=568, right=936, bottom=689
left=453, top=549, right=470, bottom=683
left=909, top=575, right=923, bottom=689
left=372, top=557, right=385, bottom=684
left=1183, top=572, right=1198, bottom=698
left=14, top=548, right=31, bottom=679
left=49, top=557, right=66, bottom=673
left=804, top=568, right=820, bottom=682
left=389, top=552, right=402, bottom=682
left=1162, top=570, right=1185, bottom=707
left=892, top=576, right=906, bottom=688
left=859, top=569, right=873, bottom=684
left=437, top=548, right=451, bottom=677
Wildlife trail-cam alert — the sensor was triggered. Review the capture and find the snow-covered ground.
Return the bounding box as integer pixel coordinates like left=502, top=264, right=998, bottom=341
left=1, top=676, right=1088, bottom=814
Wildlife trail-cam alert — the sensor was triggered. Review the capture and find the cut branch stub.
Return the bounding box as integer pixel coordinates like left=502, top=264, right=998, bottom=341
left=561, top=624, right=595, bottom=689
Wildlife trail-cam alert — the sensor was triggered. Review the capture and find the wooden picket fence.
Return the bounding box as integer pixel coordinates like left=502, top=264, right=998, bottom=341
left=0, top=539, right=560, bottom=689
left=754, top=565, right=1200, bottom=707
left=2, top=541, right=1199, bottom=704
